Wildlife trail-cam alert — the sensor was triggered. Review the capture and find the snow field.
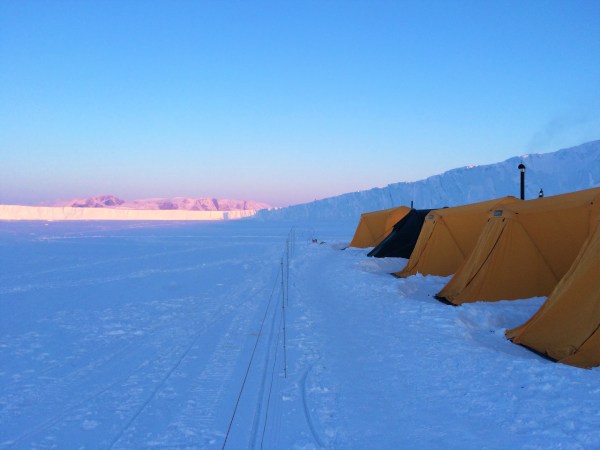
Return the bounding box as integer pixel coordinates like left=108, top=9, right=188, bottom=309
left=1, top=220, right=600, bottom=449
left=0, top=221, right=295, bottom=448
left=286, top=242, right=600, bottom=449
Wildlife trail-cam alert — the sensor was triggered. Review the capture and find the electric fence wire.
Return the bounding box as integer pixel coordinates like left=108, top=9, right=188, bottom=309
left=223, top=228, right=297, bottom=449
left=222, top=267, right=281, bottom=450
left=260, top=304, right=284, bottom=449
left=281, top=259, right=287, bottom=379
left=261, top=228, right=294, bottom=447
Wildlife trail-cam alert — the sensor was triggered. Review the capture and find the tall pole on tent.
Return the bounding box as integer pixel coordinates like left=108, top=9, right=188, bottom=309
left=518, top=163, right=526, bottom=200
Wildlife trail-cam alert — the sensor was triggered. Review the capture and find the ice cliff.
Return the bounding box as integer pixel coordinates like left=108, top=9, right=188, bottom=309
left=259, top=140, right=600, bottom=221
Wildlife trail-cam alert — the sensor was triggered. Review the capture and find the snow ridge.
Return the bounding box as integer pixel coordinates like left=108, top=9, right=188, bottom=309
left=259, top=140, right=600, bottom=221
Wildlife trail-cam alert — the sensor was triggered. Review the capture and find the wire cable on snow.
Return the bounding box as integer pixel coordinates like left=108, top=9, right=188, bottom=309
left=281, top=259, right=288, bottom=378
left=223, top=227, right=297, bottom=449
left=222, top=268, right=281, bottom=449
left=260, top=310, right=283, bottom=449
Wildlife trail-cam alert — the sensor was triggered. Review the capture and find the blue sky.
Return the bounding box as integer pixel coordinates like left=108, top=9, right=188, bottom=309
left=1, top=1, right=599, bottom=207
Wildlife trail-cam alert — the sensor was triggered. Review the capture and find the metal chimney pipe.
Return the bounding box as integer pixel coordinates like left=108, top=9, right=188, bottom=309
left=518, top=163, right=526, bottom=200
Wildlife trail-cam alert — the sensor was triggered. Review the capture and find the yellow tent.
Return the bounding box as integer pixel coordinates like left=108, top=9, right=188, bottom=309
left=506, top=217, right=600, bottom=368
left=395, top=197, right=518, bottom=278
left=349, top=206, right=412, bottom=248
left=435, top=187, right=600, bottom=305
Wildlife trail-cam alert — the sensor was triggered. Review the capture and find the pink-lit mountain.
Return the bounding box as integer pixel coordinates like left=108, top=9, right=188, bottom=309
left=53, top=195, right=271, bottom=211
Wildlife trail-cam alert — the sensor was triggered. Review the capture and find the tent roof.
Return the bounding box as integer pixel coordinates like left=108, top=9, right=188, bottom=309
left=349, top=206, right=412, bottom=249
left=428, top=196, right=518, bottom=219
left=436, top=187, right=600, bottom=305
left=396, top=196, right=519, bottom=278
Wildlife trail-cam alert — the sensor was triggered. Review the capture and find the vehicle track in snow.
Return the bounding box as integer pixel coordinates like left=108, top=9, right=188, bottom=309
left=0, top=294, right=216, bottom=431
left=3, top=353, right=156, bottom=448
left=223, top=271, right=284, bottom=450
left=3, top=267, right=278, bottom=449
left=248, top=295, right=284, bottom=450
left=110, top=280, right=273, bottom=448
left=300, top=365, right=326, bottom=448
left=1, top=223, right=303, bottom=449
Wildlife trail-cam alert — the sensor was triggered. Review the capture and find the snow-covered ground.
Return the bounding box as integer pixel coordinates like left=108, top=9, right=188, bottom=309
left=1, top=220, right=599, bottom=449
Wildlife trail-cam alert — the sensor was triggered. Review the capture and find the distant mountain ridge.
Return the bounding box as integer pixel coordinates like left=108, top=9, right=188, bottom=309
left=258, top=140, right=600, bottom=221
left=53, top=195, right=270, bottom=211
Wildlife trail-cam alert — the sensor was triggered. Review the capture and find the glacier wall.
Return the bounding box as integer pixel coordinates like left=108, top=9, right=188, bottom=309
left=259, top=140, right=600, bottom=221
left=0, top=206, right=257, bottom=221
